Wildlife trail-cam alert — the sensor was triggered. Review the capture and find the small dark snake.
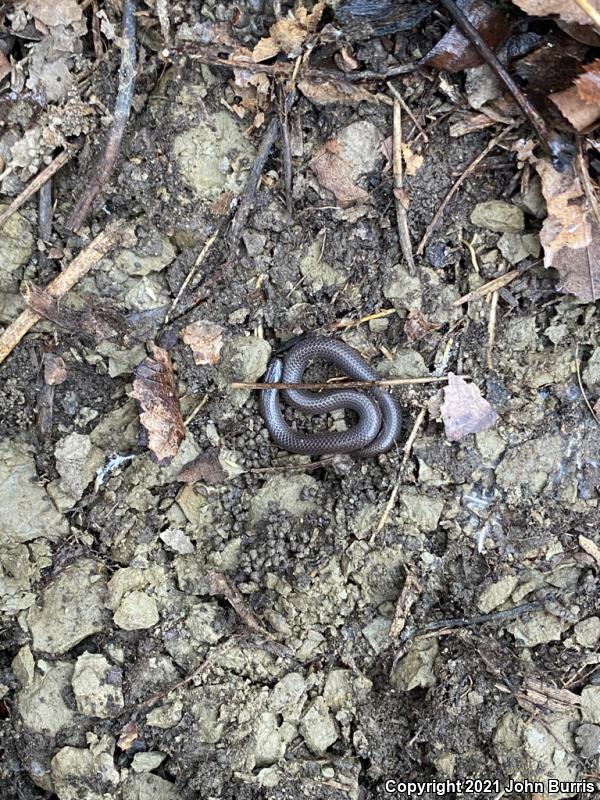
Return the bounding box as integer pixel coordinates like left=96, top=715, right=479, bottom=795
left=260, top=337, right=402, bottom=457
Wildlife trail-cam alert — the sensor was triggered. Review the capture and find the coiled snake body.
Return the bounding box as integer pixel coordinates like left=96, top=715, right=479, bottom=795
left=260, top=337, right=402, bottom=457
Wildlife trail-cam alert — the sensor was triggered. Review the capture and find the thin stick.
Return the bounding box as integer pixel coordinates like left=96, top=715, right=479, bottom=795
left=38, top=179, right=53, bottom=242
left=0, top=149, right=72, bottom=229
left=278, top=82, right=294, bottom=220
left=417, top=129, right=509, bottom=255
left=231, top=374, right=469, bottom=391
left=373, top=477, right=402, bottom=539
left=0, top=221, right=126, bottom=366
left=392, top=97, right=415, bottom=273
left=436, top=0, right=572, bottom=169
left=573, top=0, right=600, bottom=29
left=420, top=599, right=543, bottom=633
left=165, top=229, right=220, bottom=323
left=486, top=289, right=499, bottom=370
left=386, top=81, right=429, bottom=142
left=575, top=343, right=600, bottom=425
left=402, top=406, right=426, bottom=465
left=453, top=269, right=518, bottom=305
left=183, top=393, right=209, bottom=427
left=66, top=0, right=137, bottom=231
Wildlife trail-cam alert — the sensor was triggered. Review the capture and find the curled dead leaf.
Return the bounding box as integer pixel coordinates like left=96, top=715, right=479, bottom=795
left=132, top=343, right=185, bottom=466
left=536, top=159, right=600, bottom=301
left=404, top=310, right=443, bottom=342
left=441, top=374, right=498, bottom=441
left=252, top=2, right=325, bottom=62
left=298, top=78, right=379, bottom=106
left=512, top=0, right=599, bottom=27
left=176, top=448, right=228, bottom=485
left=181, top=320, right=225, bottom=366
left=422, top=0, right=511, bottom=72
left=550, top=59, right=600, bottom=131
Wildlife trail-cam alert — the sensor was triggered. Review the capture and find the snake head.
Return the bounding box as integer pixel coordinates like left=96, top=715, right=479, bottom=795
left=264, top=356, right=284, bottom=383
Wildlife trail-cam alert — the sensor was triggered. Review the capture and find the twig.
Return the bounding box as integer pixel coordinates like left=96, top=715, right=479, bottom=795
left=420, top=599, right=543, bottom=634
left=402, top=406, right=426, bottom=465
left=165, top=229, right=220, bottom=323
left=386, top=81, right=428, bottom=142
left=0, top=149, right=73, bottom=229
left=391, top=97, right=415, bottom=274
left=453, top=269, right=518, bottom=306
left=38, top=178, right=53, bottom=242
left=231, top=374, right=469, bottom=391
left=486, top=289, right=499, bottom=370
left=573, top=0, right=600, bottom=29
left=389, top=570, right=421, bottom=638
left=575, top=344, right=600, bottom=425
left=208, top=572, right=274, bottom=640
left=372, top=477, right=402, bottom=540
left=436, top=0, right=573, bottom=170
left=229, top=117, right=280, bottom=248
left=186, top=46, right=416, bottom=83
left=183, top=393, right=209, bottom=427
left=0, top=221, right=126, bottom=366
left=417, top=128, right=510, bottom=255
left=249, top=456, right=338, bottom=474
left=66, top=0, right=137, bottom=231
left=277, top=82, right=293, bottom=220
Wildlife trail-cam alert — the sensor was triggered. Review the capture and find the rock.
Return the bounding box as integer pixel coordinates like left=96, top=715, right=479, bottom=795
left=362, top=617, right=391, bottom=654
left=390, top=638, right=438, bottom=691
left=0, top=206, right=34, bottom=290
left=498, top=232, right=540, bottom=264
left=378, top=349, right=427, bottom=379
left=323, top=669, right=372, bottom=713
left=250, top=474, right=318, bottom=523
left=146, top=698, right=183, bottom=729
left=574, top=617, right=600, bottom=647
left=122, top=773, right=179, bottom=800
left=581, top=686, right=600, bottom=724
left=131, top=751, right=166, bottom=772
left=54, top=433, right=104, bottom=501
left=253, top=711, right=288, bottom=767
left=470, top=201, right=525, bottom=233
left=508, top=611, right=565, bottom=646
left=160, top=528, right=195, bottom=554
left=51, top=736, right=119, bottom=800
left=514, top=177, right=546, bottom=219
left=270, top=672, right=307, bottom=721
left=399, top=490, right=444, bottom=532
left=12, top=645, right=35, bottom=687
left=113, top=590, right=159, bottom=630
left=299, top=238, right=344, bottom=290
left=477, top=576, right=518, bottom=613
left=576, top=723, right=600, bottom=758
left=583, top=348, right=600, bottom=390
left=98, top=340, right=147, bottom=378
left=465, top=64, right=501, bottom=109
left=0, top=440, right=69, bottom=546
left=384, top=264, right=422, bottom=311
left=242, top=230, right=266, bottom=257
left=110, top=231, right=176, bottom=277
left=496, top=434, right=564, bottom=498
left=494, top=709, right=580, bottom=799
left=72, top=652, right=124, bottom=718
left=299, top=697, right=338, bottom=756
left=172, top=110, right=255, bottom=200
left=219, top=335, right=271, bottom=384
left=27, top=559, right=108, bottom=654
left=16, top=662, right=75, bottom=736
left=475, top=429, right=506, bottom=466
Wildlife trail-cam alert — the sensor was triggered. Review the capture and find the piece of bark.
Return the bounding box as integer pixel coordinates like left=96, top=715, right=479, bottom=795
left=177, top=448, right=228, bottom=485
left=132, top=343, right=185, bottom=466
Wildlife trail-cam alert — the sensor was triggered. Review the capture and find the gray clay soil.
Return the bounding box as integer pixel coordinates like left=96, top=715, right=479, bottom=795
left=1, top=2, right=600, bottom=800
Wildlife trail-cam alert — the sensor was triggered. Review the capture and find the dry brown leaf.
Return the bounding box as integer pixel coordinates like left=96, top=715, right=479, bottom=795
left=311, top=140, right=369, bottom=206
left=512, top=0, right=599, bottom=26
left=252, top=2, right=325, bottom=62
left=550, top=59, right=600, bottom=131
left=177, top=448, right=228, bottom=485
left=117, top=722, right=138, bottom=751
left=298, top=78, right=379, bottom=107
left=181, top=320, right=225, bottom=366
left=132, top=343, right=185, bottom=466
left=441, top=374, right=498, bottom=441
left=25, top=0, right=82, bottom=26
left=536, top=159, right=600, bottom=301
left=422, top=0, right=511, bottom=72
left=401, top=142, right=424, bottom=176
left=404, top=309, right=443, bottom=342
left=43, top=353, right=67, bottom=386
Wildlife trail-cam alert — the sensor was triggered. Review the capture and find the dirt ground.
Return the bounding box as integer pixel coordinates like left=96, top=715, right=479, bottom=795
left=1, top=2, right=600, bottom=799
